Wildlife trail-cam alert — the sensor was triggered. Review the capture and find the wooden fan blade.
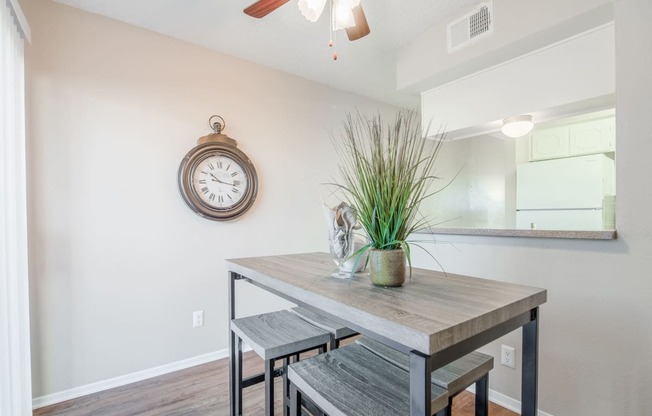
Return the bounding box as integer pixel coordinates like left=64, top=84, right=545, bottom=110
left=244, top=0, right=290, bottom=18
left=346, top=4, right=370, bottom=41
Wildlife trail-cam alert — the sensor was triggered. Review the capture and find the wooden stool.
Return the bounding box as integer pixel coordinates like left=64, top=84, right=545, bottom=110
left=357, top=337, right=494, bottom=416
left=290, top=307, right=358, bottom=349
left=230, top=310, right=330, bottom=416
left=287, top=343, right=450, bottom=416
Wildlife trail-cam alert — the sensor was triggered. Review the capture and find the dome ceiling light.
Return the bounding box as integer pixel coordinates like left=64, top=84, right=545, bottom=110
left=501, top=115, right=534, bottom=138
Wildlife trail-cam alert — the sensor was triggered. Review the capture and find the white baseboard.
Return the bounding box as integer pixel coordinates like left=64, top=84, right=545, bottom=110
left=467, top=385, right=554, bottom=416
left=32, top=348, right=236, bottom=409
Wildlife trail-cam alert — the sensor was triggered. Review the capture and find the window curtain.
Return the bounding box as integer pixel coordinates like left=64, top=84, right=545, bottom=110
left=0, top=0, right=32, bottom=415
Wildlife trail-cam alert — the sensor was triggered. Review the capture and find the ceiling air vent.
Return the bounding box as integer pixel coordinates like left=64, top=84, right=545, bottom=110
left=447, top=1, right=494, bottom=53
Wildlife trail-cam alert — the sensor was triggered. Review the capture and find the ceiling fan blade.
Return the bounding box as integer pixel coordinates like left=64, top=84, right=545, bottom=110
left=345, top=4, right=370, bottom=41
left=244, top=0, right=290, bottom=18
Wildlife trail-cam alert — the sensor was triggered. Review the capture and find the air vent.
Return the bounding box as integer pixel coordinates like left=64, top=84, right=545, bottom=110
left=447, top=1, right=494, bottom=53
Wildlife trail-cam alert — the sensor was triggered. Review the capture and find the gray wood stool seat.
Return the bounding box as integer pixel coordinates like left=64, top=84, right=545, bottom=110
left=290, top=307, right=358, bottom=349
left=357, top=337, right=494, bottom=416
left=287, top=343, right=449, bottom=416
left=230, top=310, right=330, bottom=416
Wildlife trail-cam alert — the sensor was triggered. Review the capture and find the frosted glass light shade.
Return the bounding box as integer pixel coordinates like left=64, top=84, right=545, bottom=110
left=501, top=115, right=534, bottom=138
left=298, top=0, right=327, bottom=22
left=332, top=0, right=360, bottom=30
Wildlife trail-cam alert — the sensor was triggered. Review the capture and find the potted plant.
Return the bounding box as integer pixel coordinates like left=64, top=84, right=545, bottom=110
left=330, top=109, right=444, bottom=286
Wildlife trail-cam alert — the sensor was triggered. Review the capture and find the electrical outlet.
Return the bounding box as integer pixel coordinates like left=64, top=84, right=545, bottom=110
left=501, top=344, right=516, bottom=369
left=193, top=310, right=204, bottom=328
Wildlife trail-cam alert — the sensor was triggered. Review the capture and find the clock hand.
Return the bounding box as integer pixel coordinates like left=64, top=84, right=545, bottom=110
left=216, top=178, right=234, bottom=186
left=206, top=171, right=235, bottom=186
left=207, top=172, right=235, bottom=186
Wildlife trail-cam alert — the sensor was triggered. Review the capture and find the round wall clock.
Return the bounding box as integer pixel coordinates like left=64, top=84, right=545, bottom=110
left=178, top=116, right=258, bottom=221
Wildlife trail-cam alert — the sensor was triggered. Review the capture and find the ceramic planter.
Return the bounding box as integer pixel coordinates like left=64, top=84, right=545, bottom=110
left=368, top=248, right=406, bottom=287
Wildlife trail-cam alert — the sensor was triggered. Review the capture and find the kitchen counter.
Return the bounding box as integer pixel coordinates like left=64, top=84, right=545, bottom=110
left=420, top=227, right=617, bottom=240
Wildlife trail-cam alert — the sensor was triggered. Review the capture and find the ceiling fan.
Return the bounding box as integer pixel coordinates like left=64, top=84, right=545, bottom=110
left=243, top=0, right=371, bottom=42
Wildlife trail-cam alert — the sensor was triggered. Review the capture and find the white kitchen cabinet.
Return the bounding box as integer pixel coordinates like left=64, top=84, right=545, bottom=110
left=530, top=116, right=615, bottom=161
left=530, top=126, right=570, bottom=161
left=569, top=117, right=615, bottom=156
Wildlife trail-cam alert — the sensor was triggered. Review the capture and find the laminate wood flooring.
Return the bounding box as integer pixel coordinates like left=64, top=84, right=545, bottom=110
left=34, top=350, right=517, bottom=416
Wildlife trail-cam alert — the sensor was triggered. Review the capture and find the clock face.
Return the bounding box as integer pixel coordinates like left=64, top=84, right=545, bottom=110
left=178, top=142, right=258, bottom=221
left=191, top=154, right=249, bottom=209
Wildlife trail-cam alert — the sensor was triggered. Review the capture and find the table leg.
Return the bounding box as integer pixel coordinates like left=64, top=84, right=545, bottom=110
left=229, top=272, right=238, bottom=416
left=235, top=337, right=243, bottom=415
left=283, top=357, right=290, bottom=416
left=521, top=307, right=539, bottom=416
left=475, top=373, right=489, bottom=416
left=409, top=350, right=432, bottom=416
left=289, top=383, right=301, bottom=416
left=265, top=359, right=275, bottom=416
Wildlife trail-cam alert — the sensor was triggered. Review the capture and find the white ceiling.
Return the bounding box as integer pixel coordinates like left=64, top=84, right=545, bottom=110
left=54, top=0, right=481, bottom=107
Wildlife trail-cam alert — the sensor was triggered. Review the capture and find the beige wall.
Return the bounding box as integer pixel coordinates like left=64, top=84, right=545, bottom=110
left=412, top=0, right=652, bottom=414
left=23, top=0, right=396, bottom=398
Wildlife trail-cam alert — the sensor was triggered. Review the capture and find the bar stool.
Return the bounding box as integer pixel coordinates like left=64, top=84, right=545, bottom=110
left=287, top=343, right=450, bottom=416
left=290, top=307, right=358, bottom=350
left=230, top=309, right=330, bottom=416
left=357, top=337, right=493, bottom=416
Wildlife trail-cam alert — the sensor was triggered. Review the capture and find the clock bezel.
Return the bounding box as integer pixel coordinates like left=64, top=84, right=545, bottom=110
left=178, top=142, right=258, bottom=221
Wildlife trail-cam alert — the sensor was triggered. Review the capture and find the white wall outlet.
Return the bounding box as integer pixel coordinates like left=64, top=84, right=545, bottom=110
left=193, top=310, right=204, bottom=328
left=501, top=344, right=516, bottom=369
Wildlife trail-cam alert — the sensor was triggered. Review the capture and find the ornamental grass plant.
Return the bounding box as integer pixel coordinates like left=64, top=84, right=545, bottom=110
left=330, top=109, right=445, bottom=270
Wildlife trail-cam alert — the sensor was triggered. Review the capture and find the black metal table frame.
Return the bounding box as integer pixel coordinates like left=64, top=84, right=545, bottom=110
left=228, top=271, right=540, bottom=416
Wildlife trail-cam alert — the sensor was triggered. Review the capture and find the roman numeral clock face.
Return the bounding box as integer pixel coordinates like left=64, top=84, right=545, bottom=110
left=178, top=143, right=258, bottom=221
left=192, top=155, right=248, bottom=209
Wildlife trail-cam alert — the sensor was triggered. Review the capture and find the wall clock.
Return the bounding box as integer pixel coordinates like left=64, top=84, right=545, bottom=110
left=178, top=115, right=258, bottom=221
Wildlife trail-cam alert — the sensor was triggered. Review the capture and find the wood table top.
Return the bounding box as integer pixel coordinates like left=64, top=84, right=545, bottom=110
left=226, top=252, right=547, bottom=355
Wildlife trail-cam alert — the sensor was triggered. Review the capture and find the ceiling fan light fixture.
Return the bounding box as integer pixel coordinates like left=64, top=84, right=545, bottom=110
left=501, top=115, right=534, bottom=138
left=332, top=0, right=360, bottom=30
left=298, top=0, right=327, bottom=22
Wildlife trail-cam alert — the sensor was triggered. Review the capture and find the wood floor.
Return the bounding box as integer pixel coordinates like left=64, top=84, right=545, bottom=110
left=34, top=350, right=517, bottom=416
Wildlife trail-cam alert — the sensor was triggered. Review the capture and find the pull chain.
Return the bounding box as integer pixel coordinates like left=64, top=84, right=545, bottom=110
left=329, top=0, right=337, bottom=60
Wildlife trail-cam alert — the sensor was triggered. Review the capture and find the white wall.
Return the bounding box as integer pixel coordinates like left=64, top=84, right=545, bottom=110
left=411, top=0, right=652, bottom=414
left=421, top=24, right=615, bottom=135
left=23, top=0, right=396, bottom=398
left=398, top=0, right=613, bottom=93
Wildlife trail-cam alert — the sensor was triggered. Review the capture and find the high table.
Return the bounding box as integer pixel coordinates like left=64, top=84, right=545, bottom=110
left=226, top=252, right=547, bottom=416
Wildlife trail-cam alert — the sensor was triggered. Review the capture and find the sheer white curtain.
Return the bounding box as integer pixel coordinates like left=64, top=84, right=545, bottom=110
left=0, top=0, right=32, bottom=415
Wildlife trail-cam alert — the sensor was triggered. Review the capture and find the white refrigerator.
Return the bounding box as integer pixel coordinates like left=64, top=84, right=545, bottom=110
left=515, top=154, right=615, bottom=230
